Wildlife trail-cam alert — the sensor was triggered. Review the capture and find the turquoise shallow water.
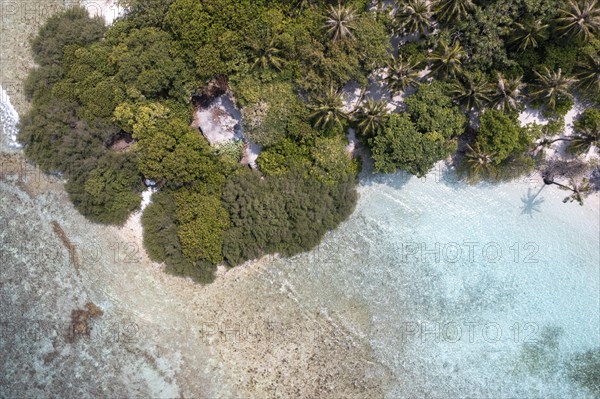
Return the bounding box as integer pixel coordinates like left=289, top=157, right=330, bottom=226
left=265, top=166, right=600, bottom=398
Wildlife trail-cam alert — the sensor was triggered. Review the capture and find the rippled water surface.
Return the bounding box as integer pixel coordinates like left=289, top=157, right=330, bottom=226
left=264, top=167, right=600, bottom=398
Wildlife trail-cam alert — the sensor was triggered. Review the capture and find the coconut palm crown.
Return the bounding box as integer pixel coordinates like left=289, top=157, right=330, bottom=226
left=509, top=18, right=549, bottom=52
left=250, top=37, right=284, bottom=71
left=396, top=0, right=432, bottom=36
left=575, top=53, right=600, bottom=93
left=309, top=86, right=348, bottom=130
left=354, top=98, right=389, bottom=138
left=427, top=40, right=464, bottom=80
left=529, top=67, right=577, bottom=110
left=464, top=143, right=497, bottom=182
left=556, top=0, right=600, bottom=42
left=492, top=73, right=525, bottom=112
left=386, top=55, right=421, bottom=94
left=449, top=72, right=494, bottom=111
left=433, top=0, right=476, bottom=26
left=324, top=4, right=357, bottom=41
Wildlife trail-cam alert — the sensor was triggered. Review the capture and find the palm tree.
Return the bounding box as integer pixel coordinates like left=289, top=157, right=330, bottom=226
left=509, top=18, right=549, bottom=52
left=541, top=157, right=594, bottom=205
left=385, top=55, right=421, bottom=94
left=354, top=98, right=389, bottom=138
left=449, top=72, right=494, bottom=111
left=433, top=0, right=476, bottom=26
left=324, top=4, right=357, bottom=41
left=556, top=0, right=600, bottom=42
left=395, top=0, right=432, bottom=36
left=249, top=38, right=284, bottom=71
left=463, top=143, right=497, bottom=182
left=428, top=40, right=464, bottom=80
left=561, top=179, right=592, bottom=205
left=491, top=73, right=525, bottom=112
left=529, top=67, right=577, bottom=110
left=574, top=53, right=600, bottom=93
left=309, top=87, right=347, bottom=130
left=569, top=127, right=600, bottom=154
left=549, top=178, right=592, bottom=205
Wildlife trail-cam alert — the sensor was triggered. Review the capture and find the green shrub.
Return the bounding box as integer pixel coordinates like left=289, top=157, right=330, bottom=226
left=141, top=190, right=217, bottom=284
left=31, top=7, right=106, bottom=66
left=222, top=168, right=357, bottom=266
left=66, top=153, right=143, bottom=225
left=477, top=110, right=525, bottom=164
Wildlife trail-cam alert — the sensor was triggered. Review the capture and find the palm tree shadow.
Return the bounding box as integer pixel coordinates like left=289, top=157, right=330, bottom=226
left=520, top=186, right=545, bottom=218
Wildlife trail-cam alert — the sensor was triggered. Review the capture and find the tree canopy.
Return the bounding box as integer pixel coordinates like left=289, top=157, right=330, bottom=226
left=18, top=0, right=598, bottom=282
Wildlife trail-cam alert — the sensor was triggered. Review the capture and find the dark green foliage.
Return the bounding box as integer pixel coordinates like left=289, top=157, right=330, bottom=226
left=113, top=102, right=226, bottom=186
left=371, top=113, right=454, bottom=177
left=31, top=7, right=106, bottom=66
left=460, top=109, right=535, bottom=183
left=404, top=82, right=466, bottom=140
left=569, top=108, right=600, bottom=155
left=66, top=152, right=143, bottom=225
left=20, top=0, right=591, bottom=283
left=142, top=190, right=216, bottom=284
left=397, top=42, right=428, bottom=66
left=367, top=82, right=465, bottom=177
left=540, top=43, right=579, bottom=75
left=175, top=188, right=230, bottom=265
left=222, top=168, right=357, bottom=266
left=237, top=79, right=302, bottom=147
left=142, top=191, right=178, bottom=263
left=568, top=348, right=600, bottom=396
left=19, top=97, right=127, bottom=180
left=477, top=109, right=526, bottom=163
left=110, top=27, right=190, bottom=99
left=257, top=138, right=311, bottom=177
left=119, top=0, right=176, bottom=29
left=574, top=38, right=600, bottom=103
left=574, top=108, right=600, bottom=133
left=354, top=13, right=393, bottom=71
left=20, top=1, right=379, bottom=282
left=20, top=8, right=146, bottom=226
left=456, top=3, right=512, bottom=71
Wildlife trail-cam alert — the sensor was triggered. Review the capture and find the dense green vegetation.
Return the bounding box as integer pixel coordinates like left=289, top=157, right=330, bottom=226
left=19, top=0, right=378, bottom=282
left=370, top=82, right=465, bottom=176
left=18, top=0, right=599, bottom=282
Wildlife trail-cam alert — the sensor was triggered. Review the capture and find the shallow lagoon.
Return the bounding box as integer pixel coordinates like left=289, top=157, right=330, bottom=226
left=265, top=165, right=599, bottom=397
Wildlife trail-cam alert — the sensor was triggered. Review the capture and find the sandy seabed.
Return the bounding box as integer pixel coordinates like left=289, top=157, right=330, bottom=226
left=0, top=153, right=390, bottom=398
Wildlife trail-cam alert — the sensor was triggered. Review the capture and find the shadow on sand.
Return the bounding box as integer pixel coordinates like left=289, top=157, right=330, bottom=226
left=520, top=186, right=545, bottom=218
